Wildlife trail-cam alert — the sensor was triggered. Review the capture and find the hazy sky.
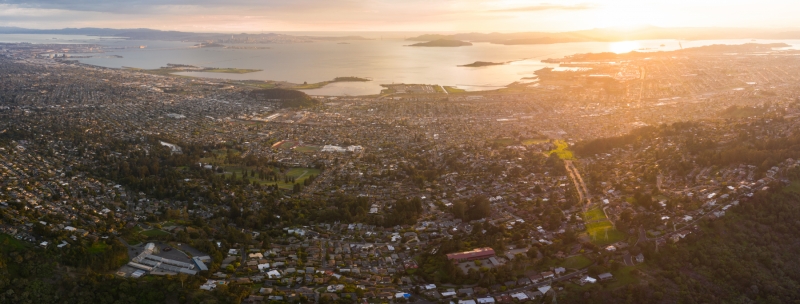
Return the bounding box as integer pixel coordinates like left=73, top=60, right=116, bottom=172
left=0, top=0, right=798, bottom=32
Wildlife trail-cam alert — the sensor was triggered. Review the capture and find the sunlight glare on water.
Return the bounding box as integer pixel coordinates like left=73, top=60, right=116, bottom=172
left=609, top=41, right=640, bottom=54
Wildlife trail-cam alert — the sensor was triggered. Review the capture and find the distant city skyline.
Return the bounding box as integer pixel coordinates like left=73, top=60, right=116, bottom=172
left=0, top=0, right=799, bottom=33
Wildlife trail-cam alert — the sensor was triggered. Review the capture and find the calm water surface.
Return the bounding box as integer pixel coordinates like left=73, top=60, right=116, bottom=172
left=2, top=34, right=799, bottom=95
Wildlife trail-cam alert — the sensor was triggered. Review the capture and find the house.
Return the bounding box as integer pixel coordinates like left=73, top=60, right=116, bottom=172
left=524, top=290, right=542, bottom=299
left=511, top=292, right=528, bottom=301
left=580, top=276, right=597, bottom=284
left=446, top=247, right=496, bottom=262
left=243, top=295, right=264, bottom=304
left=266, top=270, right=281, bottom=279
left=554, top=267, right=566, bottom=275
left=537, top=285, right=552, bottom=295
left=635, top=253, right=644, bottom=263
left=598, top=273, right=614, bottom=281
left=477, top=297, right=496, bottom=303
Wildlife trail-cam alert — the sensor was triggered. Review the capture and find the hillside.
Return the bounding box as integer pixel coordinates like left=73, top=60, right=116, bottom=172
left=0, top=26, right=369, bottom=43
left=407, top=26, right=800, bottom=45
left=248, top=88, right=320, bottom=108
left=561, top=176, right=800, bottom=303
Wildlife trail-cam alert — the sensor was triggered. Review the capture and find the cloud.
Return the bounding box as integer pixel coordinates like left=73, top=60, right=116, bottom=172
left=0, top=0, right=363, bottom=14
left=490, top=3, right=596, bottom=12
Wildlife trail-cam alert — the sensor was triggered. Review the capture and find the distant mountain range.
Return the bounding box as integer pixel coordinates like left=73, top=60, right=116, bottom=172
left=407, top=26, right=800, bottom=45
left=0, top=27, right=370, bottom=44
left=5, top=26, right=800, bottom=45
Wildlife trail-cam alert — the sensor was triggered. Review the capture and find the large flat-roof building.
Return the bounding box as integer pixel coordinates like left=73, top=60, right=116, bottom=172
left=193, top=257, right=209, bottom=271
left=446, top=247, right=496, bottom=262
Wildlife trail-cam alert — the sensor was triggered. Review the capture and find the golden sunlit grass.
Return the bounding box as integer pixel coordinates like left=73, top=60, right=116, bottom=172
left=548, top=140, right=575, bottom=160
left=587, top=222, right=626, bottom=245
left=521, top=138, right=548, bottom=146
left=584, top=207, right=607, bottom=222
left=584, top=207, right=626, bottom=245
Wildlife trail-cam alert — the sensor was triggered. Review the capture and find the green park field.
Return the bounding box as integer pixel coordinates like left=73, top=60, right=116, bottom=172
left=584, top=207, right=607, bottom=222
left=0, top=233, right=27, bottom=250
left=562, top=255, right=593, bottom=269
left=141, top=229, right=170, bottom=238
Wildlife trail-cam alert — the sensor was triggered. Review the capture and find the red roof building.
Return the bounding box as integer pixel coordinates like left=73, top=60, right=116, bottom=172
left=446, top=247, right=496, bottom=262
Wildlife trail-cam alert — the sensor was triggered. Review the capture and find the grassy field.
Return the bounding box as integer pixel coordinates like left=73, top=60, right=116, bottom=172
left=273, top=140, right=300, bottom=150
left=222, top=166, right=320, bottom=189
left=548, top=140, right=575, bottom=160
left=608, top=266, right=640, bottom=288
left=87, top=242, right=110, bottom=254
left=198, top=148, right=239, bottom=164
left=201, top=147, right=323, bottom=190
left=220, top=165, right=253, bottom=177
left=286, top=167, right=320, bottom=179
left=586, top=220, right=613, bottom=234
left=141, top=229, right=170, bottom=238
left=493, top=138, right=517, bottom=146
left=294, top=145, right=321, bottom=153
left=521, top=138, right=548, bottom=145
left=585, top=220, right=626, bottom=246
left=272, top=168, right=321, bottom=189
left=562, top=255, right=593, bottom=269
left=444, top=86, right=466, bottom=93
left=584, top=208, right=607, bottom=222
left=0, top=233, right=28, bottom=250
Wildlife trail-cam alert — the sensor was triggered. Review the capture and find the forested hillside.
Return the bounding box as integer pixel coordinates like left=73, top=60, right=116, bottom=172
left=562, top=159, right=800, bottom=303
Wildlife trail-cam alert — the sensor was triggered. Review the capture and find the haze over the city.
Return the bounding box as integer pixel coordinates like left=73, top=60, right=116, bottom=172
left=6, top=0, right=800, bottom=304
left=1, top=0, right=799, bottom=32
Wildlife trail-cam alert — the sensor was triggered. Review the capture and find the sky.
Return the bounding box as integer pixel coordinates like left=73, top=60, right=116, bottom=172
left=0, top=0, right=798, bottom=33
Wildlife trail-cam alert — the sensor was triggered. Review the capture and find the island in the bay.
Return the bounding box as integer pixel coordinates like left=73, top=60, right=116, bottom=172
left=458, top=61, right=505, bottom=67
left=408, top=39, right=472, bottom=47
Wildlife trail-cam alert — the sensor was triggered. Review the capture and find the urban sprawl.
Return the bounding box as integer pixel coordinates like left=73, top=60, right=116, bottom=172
left=2, top=42, right=800, bottom=303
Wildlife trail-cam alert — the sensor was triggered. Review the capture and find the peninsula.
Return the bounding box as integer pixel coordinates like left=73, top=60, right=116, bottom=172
left=293, top=76, right=372, bottom=89
left=124, top=64, right=261, bottom=76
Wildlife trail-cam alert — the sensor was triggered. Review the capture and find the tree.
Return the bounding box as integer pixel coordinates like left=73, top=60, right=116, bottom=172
left=177, top=273, right=188, bottom=288
left=452, top=201, right=466, bottom=220
left=465, top=195, right=491, bottom=220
